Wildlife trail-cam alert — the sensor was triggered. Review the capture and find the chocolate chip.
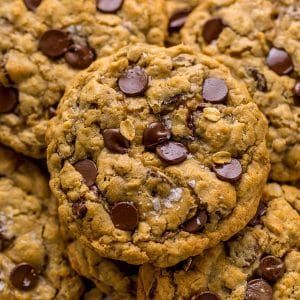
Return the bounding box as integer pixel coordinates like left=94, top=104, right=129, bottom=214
left=103, top=128, right=130, bottom=153
left=0, top=84, right=18, bottom=113
left=293, top=81, right=300, bottom=106
left=202, top=17, right=224, bottom=44
left=65, top=44, right=95, bottom=69
left=202, top=78, right=228, bottom=104
left=266, top=48, right=294, bottom=75
left=72, top=202, right=88, bottom=219
left=96, top=0, right=124, bottom=13
left=74, top=159, right=98, bottom=187
left=10, top=263, right=39, bottom=291
left=0, top=233, right=13, bottom=251
left=248, top=67, right=268, bottom=92
left=192, top=291, right=220, bottom=300
left=118, top=66, right=148, bottom=96
left=24, top=0, right=42, bottom=11
left=258, top=255, right=285, bottom=282
left=246, top=279, right=273, bottom=300
left=143, top=122, right=171, bottom=149
left=156, top=141, right=188, bottom=165
left=168, top=9, right=191, bottom=32
left=182, top=210, right=208, bottom=233
left=39, top=30, right=70, bottom=58
left=213, top=158, right=242, bottom=183
left=248, top=202, right=267, bottom=226
left=110, top=202, right=139, bottom=231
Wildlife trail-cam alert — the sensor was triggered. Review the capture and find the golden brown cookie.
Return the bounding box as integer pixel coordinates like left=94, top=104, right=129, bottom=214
left=182, top=0, right=300, bottom=182
left=47, top=43, right=269, bottom=268
left=0, top=0, right=167, bottom=158
left=137, top=183, right=300, bottom=299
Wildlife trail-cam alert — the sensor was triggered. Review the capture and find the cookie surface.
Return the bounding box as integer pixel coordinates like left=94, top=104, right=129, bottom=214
left=47, top=43, right=269, bottom=267
left=137, top=183, right=300, bottom=299
left=165, top=0, right=199, bottom=45
left=0, top=0, right=167, bottom=158
left=0, top=146, right=83, bottom=299
left=181, top=0, right=300, bottom=182
left=60, top=220, right=137, bottom=300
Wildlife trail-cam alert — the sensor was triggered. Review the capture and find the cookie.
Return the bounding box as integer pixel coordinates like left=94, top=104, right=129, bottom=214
left=66, top=240, right=137, bottom=300
left=47, top=43, right=269, bottom=267
left=165, top=0, right=199, bottom=46
left=60, top=221, right=137, bottom=300
left=181, top=0, right=300, bottom=182
left=137, top=183, right=300, bottom=299
left=0, top=146, right=84, bottom=299
left=0, top=0, right=167, bottom=158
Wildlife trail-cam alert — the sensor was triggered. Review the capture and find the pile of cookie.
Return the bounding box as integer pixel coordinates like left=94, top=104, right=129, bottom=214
left=0, top=0, right=299, bottom=299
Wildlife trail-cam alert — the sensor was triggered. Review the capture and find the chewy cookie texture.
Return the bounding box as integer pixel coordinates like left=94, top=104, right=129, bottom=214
left=0, top=146, right=83, bottom=299
left=60, top=220, right=138, bottom=300
left=47, top=43, right=269, bottom=268
left=137, top=183, right=300, bottom=300
left=181, top=0, right=300, bottom=182
left=0, top=0, right=167, bottom=158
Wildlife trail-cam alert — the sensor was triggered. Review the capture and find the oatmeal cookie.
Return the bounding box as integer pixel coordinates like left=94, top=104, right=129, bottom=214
left=47, top=43, right=269, bottom=267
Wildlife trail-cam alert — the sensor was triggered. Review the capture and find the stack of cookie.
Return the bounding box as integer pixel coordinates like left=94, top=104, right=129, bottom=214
left=0, top=1, right=299, bottom=299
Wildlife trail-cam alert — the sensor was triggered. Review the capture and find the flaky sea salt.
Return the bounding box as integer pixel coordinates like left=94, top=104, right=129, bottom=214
left=164, top=188, right=183, bottom=208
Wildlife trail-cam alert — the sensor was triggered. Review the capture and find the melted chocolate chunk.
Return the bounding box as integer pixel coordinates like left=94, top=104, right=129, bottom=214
left=168, top=9, right=192, bottom=32
left=266, top=48, right=294, bottom=75
left=258, top=255, right=285, bottom=282
left=103, top=128, right=130, bottom=153
left=24, top=0, right=42, bottom=11
left=39, top=30, right=71, bottom=58
left=156, top=141, right=188, bottom=165
left=0, top=84, right=18, bottom=113
left=143, top=122, right=171, bottom=149
left=110, top=202, right=139, bottom=231
left=213, top=159, right=242, bottom=183
left=96, top=0, right=124, bottom=13
left=10, top=263, right=39, bottom=291
left=74, top=159, right=98, bottom=187
left=202, top=17, right=224, bottom=44
left=202, top=78, right=228, bottom=104
left=245, top=279, right=273, bottom=300
left=118, top=66, right=148, bottom=96
left=182, top=210, right=208, bottom=233
left=65, top=44, right=95, bottom=69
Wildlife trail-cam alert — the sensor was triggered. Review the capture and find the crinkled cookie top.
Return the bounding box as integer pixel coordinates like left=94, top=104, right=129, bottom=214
left=0, top=146, right=83, bottom=300
left=0, top=0, right=167, bottom=158
left=47, top=43, right=269, bottom=267
left=181, top=0, right=300, bottom=182
left=137, top=183, right=300, bottom=300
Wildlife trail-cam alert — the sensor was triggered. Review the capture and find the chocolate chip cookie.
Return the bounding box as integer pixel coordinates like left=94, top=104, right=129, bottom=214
left=66, top=240, right=137, bottom=300
left=60, top=220, right=137, bottom=300
left=47, top=43, right=269, bottom=267
left=137, top=183, right=300, bottom=300
left=0, top=0, right=167, bottom=158
left=181, top=0, right=300, bottom=182
left=0, top=145, right=84, bottom=299
left=165, top=0, right=199, bottom=46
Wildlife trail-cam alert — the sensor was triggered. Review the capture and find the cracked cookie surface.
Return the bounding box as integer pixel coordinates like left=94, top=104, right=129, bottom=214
left=0, top=145, right=83, bottom=300
left=181, top=0, right=300, bottom=182
left=137, top=183, right=300, bottom=300
left=47, top=43, right=269, bottom=268
left=0, top=0, right=167, bottom=158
